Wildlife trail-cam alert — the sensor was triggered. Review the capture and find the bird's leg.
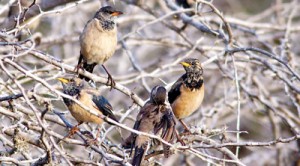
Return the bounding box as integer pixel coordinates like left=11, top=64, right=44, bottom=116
left=74, top=62, right=83, bottom=74
left=175, top=129, right=185, bottom=146
left=179, top=119, right=192, bottom=134
left=86, top=126, right=101, bottom=145
left=102, top=65, right=116, bottom=89
left=95, top=126, right=101, bottom=138
left=75, top=53, right=84, bottom=73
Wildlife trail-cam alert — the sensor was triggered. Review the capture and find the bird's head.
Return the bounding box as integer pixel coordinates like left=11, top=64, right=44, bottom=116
left=95, top=6, right=123, bottom=22
left=150, top=85, right=167, bottom=105
left=57, top=77, right=84, bottom=96
left=180, top=58, right=203, bottom=75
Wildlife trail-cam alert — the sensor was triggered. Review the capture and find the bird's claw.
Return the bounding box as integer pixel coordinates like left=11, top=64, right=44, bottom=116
left=86, top=138, right=99, bottom=146
left=177, top=136, right=186, bottom=146
left=181, top=129, right=193, bottom=136
left=67, top=126, right=80, bottom=138
left=107, top=74, right=116, bottom=90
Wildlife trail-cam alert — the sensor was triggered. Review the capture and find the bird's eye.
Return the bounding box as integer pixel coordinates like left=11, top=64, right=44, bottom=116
left=106, top=10, right=113, bottom=14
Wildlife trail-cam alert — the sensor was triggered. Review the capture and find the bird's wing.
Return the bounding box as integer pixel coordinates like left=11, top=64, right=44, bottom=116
left=88, top=91, right=118, bottom=123
left=168, top=74, right=186, bottom=104
left=160, top=107, right=176, bottom=140
left=160, top=107, right=176, bottom=158
left=130, top=102, right=159, bottom=164
left=122, top=103, right=152, bottom=151
left=136, top=103, right=160, bottom=133
left=152, top=105, right=176, bottom=158
left=122, top=102, right=151, bottom=150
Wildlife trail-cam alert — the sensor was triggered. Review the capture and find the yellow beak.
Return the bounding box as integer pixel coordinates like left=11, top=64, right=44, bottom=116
left=111, top=11, right=123, bottom=16
left=57, top=78, right=69, bottom=84
left=180, top=61, right=191, bottom=67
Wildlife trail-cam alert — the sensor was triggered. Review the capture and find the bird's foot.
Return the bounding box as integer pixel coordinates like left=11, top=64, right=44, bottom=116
left=107, top=74, right=116, bottom=90
left=179, top=119, right=193, bottom=135
left=86, top=138, right=99, bottom=146
left=102, top=65, right=116, bottom=90
left=58, top=126, right=80, bottom=143
left=177, top=137, right=186, bottom=146
left=175, top=129, right=186, bottom=146
left=181, top=128, right=193, bottom=136
left=67, top=126, right=80, bottom=138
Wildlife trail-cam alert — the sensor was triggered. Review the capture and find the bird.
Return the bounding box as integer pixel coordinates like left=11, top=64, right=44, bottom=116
left=57, top=77, right=118, bottom=136
left=123, top=86, right=176, bottom=166
left=168, top=58, right=204, bottom=132
left=76, top=6, right=123, bottom=88
left=175, top=0, right=197, bottom=31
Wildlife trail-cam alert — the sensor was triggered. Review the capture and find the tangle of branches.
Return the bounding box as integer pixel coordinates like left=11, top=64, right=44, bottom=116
left=0, top=0, right=300, bottom=165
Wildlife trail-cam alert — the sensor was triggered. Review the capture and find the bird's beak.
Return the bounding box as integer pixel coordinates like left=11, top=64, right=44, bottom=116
left=180, top=61, right=191, bottom=67
left=57, top=78, right=69, bottom=84
left=111, top=11, right=123, bottom=16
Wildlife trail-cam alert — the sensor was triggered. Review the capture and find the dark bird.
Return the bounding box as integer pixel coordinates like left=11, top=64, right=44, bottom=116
left=168, top=58, right=204, bottom=132
left=57, top=77, right=118, bottom=135
left=175, top=0, right=197, bottom=31
left=77, top=6, right=123, bottom=87
left=123, top=86, right=176, bottom=166
left=176, top=0, right=194, bottom=9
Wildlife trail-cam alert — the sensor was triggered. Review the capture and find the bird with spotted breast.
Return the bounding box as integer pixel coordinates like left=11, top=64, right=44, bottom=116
left=57, top=77, right=118, bottom=137
left=168, top=58, right=204, bottom=132
left=76, top=6, right=123, bottom=88
left=123, top=86, right=176, bottom=166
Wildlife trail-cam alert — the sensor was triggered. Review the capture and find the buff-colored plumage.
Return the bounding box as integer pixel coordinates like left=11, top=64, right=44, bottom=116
left=77, top=6, right=122, bottom=84
left=80, top=18, right=117, bottom=65
left=67, top=89, right=104, bottom=124
left=172, top=83, right=204, bottom=119
left=58, top=77, right=118, bottom=125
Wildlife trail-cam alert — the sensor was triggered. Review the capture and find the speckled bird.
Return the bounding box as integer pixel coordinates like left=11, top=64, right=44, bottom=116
left=168, top=58, right=204, bottom=131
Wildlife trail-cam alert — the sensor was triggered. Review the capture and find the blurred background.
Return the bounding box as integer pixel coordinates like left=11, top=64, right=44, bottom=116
left=0, top=0, right=300, bottom=165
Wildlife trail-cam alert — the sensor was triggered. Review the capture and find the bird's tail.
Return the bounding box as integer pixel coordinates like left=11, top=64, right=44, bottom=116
left=132, top=146, right=145, bottom=166
left=77, top=53, right=97, bottom=82
left=122, top=134, right=135, bottom=149
left=82, top=61, right=96, bottom=74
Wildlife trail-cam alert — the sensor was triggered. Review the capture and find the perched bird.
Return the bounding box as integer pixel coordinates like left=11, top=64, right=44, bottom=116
left=77, top=6, right=123, bottom=87
left=57, top=77, right=118, bottom=135
left=168, top=58, right=204, bottom=132
left=175, top=0, right=197, bottom=31
left=123, top=86, right=176, bottom=166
